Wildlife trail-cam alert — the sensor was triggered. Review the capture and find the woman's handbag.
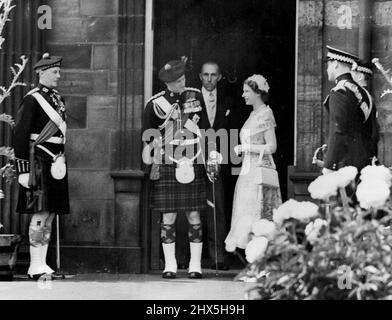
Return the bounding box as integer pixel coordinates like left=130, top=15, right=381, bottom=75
left=254, top=145, right=280, bottom=187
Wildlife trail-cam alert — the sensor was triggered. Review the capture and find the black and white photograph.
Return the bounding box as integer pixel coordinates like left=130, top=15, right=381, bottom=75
left=0, top=0, right=392, bottom=308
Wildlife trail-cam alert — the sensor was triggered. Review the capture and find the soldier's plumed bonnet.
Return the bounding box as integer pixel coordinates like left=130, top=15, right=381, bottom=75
left=158, top=56, right=187, bottom=83
left=34, top=53, right=62, bottom=72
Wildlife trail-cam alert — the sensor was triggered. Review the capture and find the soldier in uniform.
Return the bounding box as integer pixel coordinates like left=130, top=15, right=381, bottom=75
left=322, top=46, right=371, bottom=174
left=13, top=53, right=69, bottom=280
left=351, top=60, right=379, bottom=162
left=142, top=57, right=209, bottom=279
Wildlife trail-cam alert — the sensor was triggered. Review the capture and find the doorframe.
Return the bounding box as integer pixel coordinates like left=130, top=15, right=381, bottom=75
left=144, top=0, right=154, bottom=106
left=294, top=0, right=299, bottom=166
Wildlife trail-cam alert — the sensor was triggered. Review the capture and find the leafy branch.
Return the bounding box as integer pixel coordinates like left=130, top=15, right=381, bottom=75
left=0, top=55, right=28, bottom=106
left=0, top=0, right=15, bottom=49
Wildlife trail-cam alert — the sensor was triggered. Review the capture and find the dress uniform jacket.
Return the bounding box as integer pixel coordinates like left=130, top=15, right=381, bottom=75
left=323, top=73, right=371, bottom=171
left=13, top=84, right=69, bottom=215
left=143, top=87, right=209, bottom=212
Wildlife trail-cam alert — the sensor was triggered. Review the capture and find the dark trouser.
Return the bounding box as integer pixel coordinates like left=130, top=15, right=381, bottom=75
left=202, top=176, right=227, bottom=264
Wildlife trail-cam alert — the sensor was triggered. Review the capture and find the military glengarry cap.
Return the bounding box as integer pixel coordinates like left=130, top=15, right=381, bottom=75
left=326, top=45, right=359, bottom=65
left=158, top=56, right=187, bottom=83
left=34, top=53, right=62, bottom=71
left=352, top=59, right=373, bottom=75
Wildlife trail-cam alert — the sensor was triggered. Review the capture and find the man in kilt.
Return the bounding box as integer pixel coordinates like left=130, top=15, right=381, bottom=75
left=13, top=53, right=69, bottom=280
left=142, top=57, right=209, bottom=279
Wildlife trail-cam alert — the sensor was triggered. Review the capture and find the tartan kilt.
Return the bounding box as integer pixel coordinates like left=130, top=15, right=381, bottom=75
left=150, top=164, right=207, bottom=212
left=16, top=155, right=70, bottom=215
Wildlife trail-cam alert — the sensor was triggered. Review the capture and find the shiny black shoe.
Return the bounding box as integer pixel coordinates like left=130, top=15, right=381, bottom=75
left=51, top=272, right=66, bottom=280
left=210, top=263, right=230, bottom=271
left=188, top=271, right=203, bottom=279
left=162, top=271, right=176, bottom=279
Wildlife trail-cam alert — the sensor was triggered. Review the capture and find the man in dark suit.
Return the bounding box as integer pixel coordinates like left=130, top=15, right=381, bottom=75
left=322, top=46, right=371, bottom=174
left=351, top=60, right=379, bottom=163
left=199, top=61, right=232, bottom=270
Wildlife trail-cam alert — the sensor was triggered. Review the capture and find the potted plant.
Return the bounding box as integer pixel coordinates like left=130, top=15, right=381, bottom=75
left=0, top=0, right=27, bottom=281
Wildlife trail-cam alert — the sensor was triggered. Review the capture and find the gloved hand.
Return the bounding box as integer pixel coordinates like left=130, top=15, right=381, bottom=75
left=18, top=173, right=30, bottom=189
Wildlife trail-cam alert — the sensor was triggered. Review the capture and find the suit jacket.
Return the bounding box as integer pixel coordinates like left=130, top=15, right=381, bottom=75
left=323, top=73, right=370, bottom=171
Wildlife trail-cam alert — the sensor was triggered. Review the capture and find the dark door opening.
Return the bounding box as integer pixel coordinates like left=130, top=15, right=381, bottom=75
left=153, top=0, right=296, bottom=201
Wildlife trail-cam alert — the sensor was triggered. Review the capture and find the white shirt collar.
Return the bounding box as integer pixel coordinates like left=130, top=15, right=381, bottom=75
left=201, top=87, right=217, bottom=99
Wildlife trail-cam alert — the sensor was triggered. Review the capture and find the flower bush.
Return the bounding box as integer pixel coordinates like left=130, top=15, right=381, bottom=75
left=238, top=164, right=392, bottom=300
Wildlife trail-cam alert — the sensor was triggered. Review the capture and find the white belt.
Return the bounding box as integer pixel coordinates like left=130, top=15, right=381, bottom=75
left=169, top=137, right=200, bottom=146
left=169, top=149, right=201, bottom=164
left=30, top=134, right=65, bottom=144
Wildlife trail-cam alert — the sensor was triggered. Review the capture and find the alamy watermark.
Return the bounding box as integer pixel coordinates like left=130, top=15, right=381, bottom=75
left=37, top=5, right=52, bottom=30
left=337, top=265, right=353, bottom=290
left=142, top=128, right=259, bottom=176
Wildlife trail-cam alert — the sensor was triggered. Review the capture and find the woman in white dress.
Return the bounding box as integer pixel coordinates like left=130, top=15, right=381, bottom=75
left=225, top=74, right=282, bottom=252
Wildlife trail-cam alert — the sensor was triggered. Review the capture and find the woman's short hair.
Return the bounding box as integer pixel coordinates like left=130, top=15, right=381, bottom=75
left=244, top=78, right=270, bottom=104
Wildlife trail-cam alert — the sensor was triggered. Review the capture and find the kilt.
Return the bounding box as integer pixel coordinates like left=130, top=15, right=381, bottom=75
left=150, top=164, right=207, bottom=212
left=16, top=154, right=70, bottom=215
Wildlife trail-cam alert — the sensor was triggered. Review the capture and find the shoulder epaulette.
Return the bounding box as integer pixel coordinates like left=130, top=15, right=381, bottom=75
left=184, top=87, right=201, bottom=93
left=332, top=80, right=347, bottom=92
left=344, top=81, right=362, bottom=102
left=146, top=91, right=165, bottom=105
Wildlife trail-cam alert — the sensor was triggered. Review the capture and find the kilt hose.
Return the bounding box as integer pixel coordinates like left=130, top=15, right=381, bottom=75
left=16, top=155, right=70, bottom=215
left=150, top=164, right=207, bottom=212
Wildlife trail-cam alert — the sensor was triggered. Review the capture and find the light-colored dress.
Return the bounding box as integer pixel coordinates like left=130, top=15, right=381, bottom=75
left=225, top=106, right=282, bottom=250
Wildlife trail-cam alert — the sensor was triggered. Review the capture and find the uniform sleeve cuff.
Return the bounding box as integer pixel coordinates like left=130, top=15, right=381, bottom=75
left=15, top=158, right=30, bottom=174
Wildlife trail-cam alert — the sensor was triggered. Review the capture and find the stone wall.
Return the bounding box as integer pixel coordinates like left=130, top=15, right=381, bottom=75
left=372, top=1, right=392, bottom=166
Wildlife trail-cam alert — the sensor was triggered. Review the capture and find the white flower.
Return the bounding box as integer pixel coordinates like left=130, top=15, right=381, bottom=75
left=291, top=201, right=320, bottom=222
left=305, top=218, right=327, bottom=244
left=356, top=179, right=390, bottom=209
left=360, top=165, right=392, bottom=187
left=335, top=166, right=358, bottom=188
left=273, top=199, right=299, bottom=225
left=308, top=172, right=339, bottom=200
left=245, top=236, right=269, bottom=263
left=247, top=74, right=270, bottom=93
left=251, top=219, right=276, bottom=240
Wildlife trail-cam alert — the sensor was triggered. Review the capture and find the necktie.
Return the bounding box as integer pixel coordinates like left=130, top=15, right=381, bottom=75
left=208, top=92, right=216, bottom=126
